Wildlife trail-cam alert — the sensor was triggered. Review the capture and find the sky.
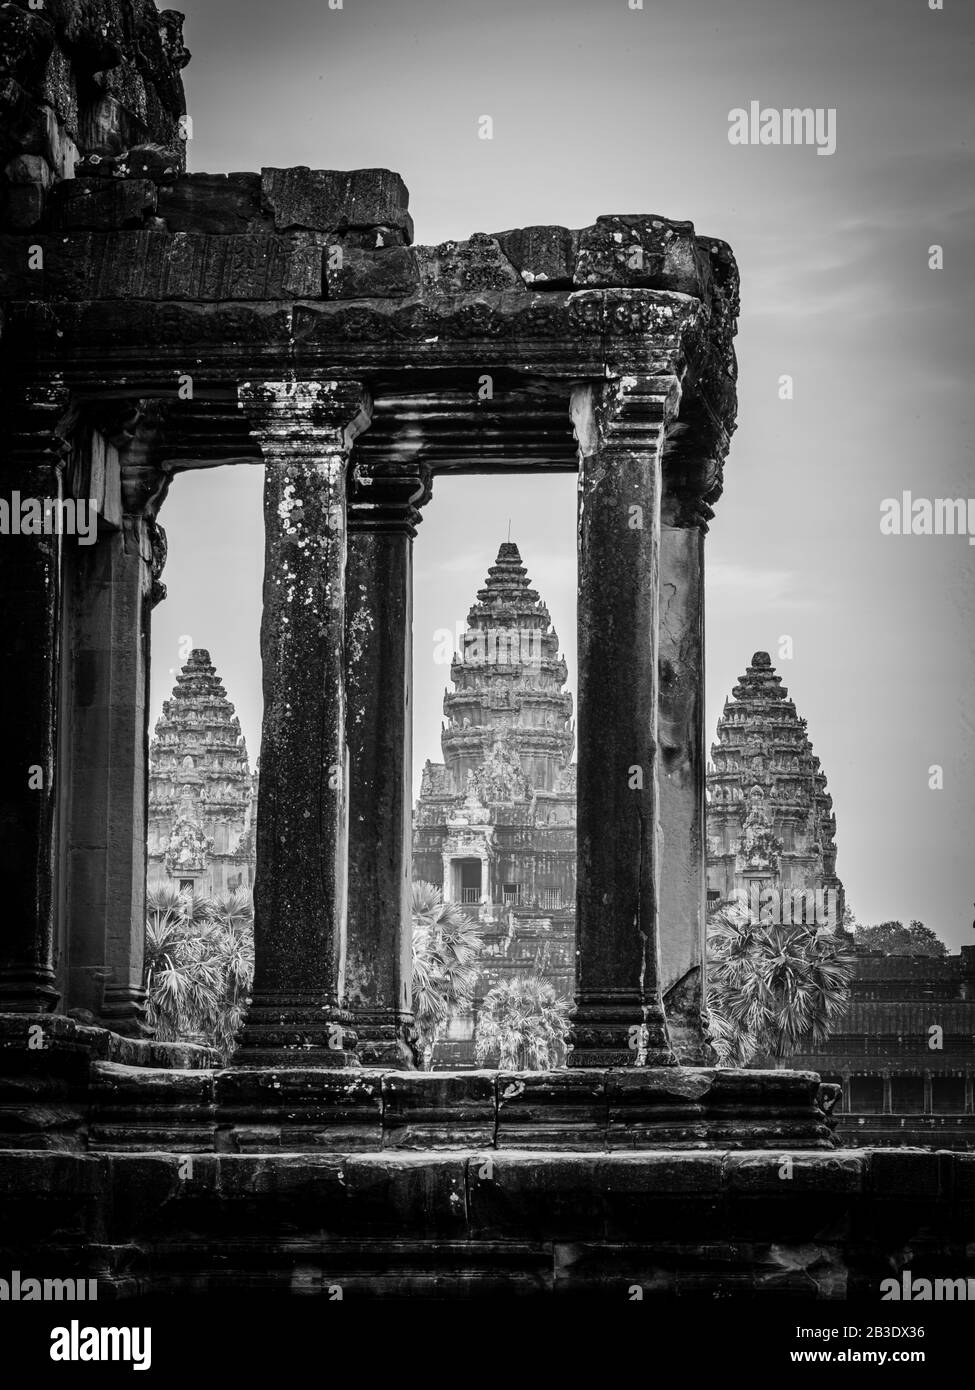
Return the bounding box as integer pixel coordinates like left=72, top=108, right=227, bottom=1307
left=149, top=0, right=975, bottom=946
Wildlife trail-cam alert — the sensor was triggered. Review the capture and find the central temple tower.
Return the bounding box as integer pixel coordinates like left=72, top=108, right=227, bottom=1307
left=439, top=540, right=574, bottom=795
left=412, top=542, right=576, bottom=1058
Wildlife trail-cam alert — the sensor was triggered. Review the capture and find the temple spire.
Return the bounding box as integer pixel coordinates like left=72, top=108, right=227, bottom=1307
left=440, top=540, right=574, bottom=793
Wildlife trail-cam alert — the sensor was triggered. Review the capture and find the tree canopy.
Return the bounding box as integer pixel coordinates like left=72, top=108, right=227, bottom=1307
left=853, top=919, right=947, bottom=958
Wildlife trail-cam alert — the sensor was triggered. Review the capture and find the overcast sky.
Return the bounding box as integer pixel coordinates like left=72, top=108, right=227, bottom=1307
left=150, top=0, right=975, bottom=946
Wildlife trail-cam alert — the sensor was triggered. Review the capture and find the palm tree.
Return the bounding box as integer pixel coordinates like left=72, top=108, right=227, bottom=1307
left=474, top=973, right=571, bottom=1071
left=144, top=885, right=255, bottom=1060
left=411, top=880, right=482, bottom=1069
left=144, top=885, right=223, bottom=1048
left=705, top=902, right=854, bottom=1066
left=202, top=888, right=255, bottom=1057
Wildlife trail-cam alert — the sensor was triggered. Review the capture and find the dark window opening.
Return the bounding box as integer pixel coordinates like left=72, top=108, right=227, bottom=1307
left=850, top=1076, right=884, bottom=1113
left=932, top=1077, right=966, bottom=1114
left=890, top=1077, right=924, bottom=1114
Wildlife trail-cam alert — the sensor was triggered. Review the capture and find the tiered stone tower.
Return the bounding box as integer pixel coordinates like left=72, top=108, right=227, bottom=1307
left=147, top=650, right=257, bottom=898
left=440, top=541, right=574, bottom=793
left=706, top=651, right=843, bottom=926
left=413, top=543, right=576, bottom=1059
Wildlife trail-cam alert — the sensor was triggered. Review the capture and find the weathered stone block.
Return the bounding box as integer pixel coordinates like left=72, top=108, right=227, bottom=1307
left=0, top=182, right=46, bottom=230
left=336, top=224, right=409, bottom=250
left=76, top=143, right=182, bottom=183
left=575, top=215, right=710, bottom=298
left=35, top=229, right=327, bottom=299
left=0, top=4, right=55, bottom=82
left=495, top=224, right=577, bottom=287
left=157, top=172, right=263, bottom=233
left=599, top=1153, right=727, bottom=1242
left=114, top=142, right=183, bottom=182
left=495, top=1070, right=606, bottom=1149
left=725, top=1151, right=865, bottom=1194
left=262, top=166, right=412, bottom=238
left=414, top=233, right=524, bottom=294
left=325, top=244, right=418, bottom=299
left=0, top=233, right=45, bottom=295
left=50, top=176, right=155, bottom=229
left=215, top=1067, right=383, bottom=1151
left=55, top=0, right=127, bottom=72
left=866, top=1147, right=949, bottom=1198
left=4, top=152, right=53, bottom=186
left=342, top=1154, right=471, bottom=1237
left=468, top=1154, right=607, bottom=1240
left=382, top=1072, right=496, bottom=1148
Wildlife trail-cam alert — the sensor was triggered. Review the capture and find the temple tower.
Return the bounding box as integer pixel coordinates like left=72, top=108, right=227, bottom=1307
left=147, top=650, right=257, bottom=898
left=413, top=542, right=576, bottom=1058
left=440, top=540, right=574, bottom=795
left=706, top=651, right=843, bottom=927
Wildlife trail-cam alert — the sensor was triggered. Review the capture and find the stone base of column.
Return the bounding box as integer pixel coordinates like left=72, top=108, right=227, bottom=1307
left=0, top=967, right=60, bottom=1014
left=568, top=997, right=677, bottom=1068
left=99, top=985, right=150, bottom=1038
left=353, top=1014, right=416, bottom=1068
left=234, top=995, right=359, bottom=1067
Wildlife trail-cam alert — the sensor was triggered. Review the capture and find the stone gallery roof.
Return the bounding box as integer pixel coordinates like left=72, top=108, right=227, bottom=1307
left=0, top=7, right=739, bottom=486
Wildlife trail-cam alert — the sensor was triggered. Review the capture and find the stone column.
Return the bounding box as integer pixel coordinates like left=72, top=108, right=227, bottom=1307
left=236, top=379, right=371, bottom=1065
left=61, top=405, right=171, bottom=1032
left=568, top=376, right=678, bottom=1067
left=657, top=450, right=724, bottom=1064
left=345, top=461, right=430, bottom=1067
left=0, top=386, right=70, bottom=1013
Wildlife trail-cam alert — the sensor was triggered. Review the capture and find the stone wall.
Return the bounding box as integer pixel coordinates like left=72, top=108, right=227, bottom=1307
left=1, top=1146, right=972, bottom=1298
left=0, top=0, right=189, bottom=231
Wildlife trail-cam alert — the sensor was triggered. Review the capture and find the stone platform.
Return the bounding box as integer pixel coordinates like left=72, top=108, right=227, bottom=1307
left=0, top=1147, right=972, bottom=1298
left=1, top=1016, right=836, bottom=1152
left=2, top=1018, right=974, bottom=1297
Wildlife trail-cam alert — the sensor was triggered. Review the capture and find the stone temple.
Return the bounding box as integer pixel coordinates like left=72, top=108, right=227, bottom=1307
left=412, top=540, right=576, bottom=1059
left=706, top=651, right=844, bottom=926
left=1, top=0, right=972, bottom=1300
left=147, top=649, right=258, bottom=899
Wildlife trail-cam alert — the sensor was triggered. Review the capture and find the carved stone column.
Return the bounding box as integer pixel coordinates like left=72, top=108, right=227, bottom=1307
left=61, top=401, right=172, bottom=1033
left=236, top=379, right=371, bottom=1065
left=0, top=385, right=71, bottom=1013
left=345, top=461, right=430, bottom=1067
left=657, top=448, right=724, bottom=1063
left=568, top=376, right=678, bottom=1067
